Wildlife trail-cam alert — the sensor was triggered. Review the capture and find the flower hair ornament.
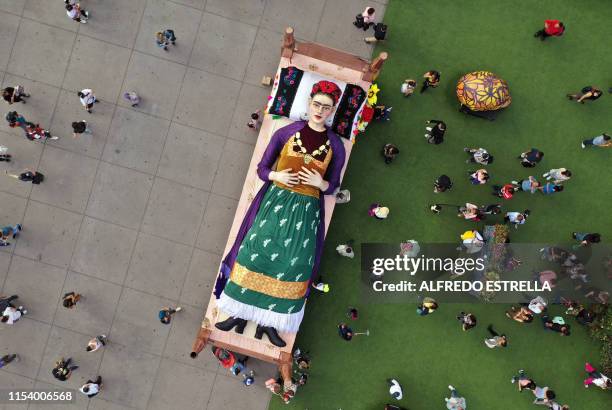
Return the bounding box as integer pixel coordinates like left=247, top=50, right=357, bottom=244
left=310, top=80, right=342, bottom=105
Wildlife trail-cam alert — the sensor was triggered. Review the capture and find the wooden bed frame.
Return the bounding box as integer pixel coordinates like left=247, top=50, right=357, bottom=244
left=191, top=28, right=387, bottom=385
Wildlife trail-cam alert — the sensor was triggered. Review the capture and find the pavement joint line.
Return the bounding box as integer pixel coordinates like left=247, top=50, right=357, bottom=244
left=18, top=13, right=82, bottom=406
left=80, top=1, right=152, bottom=404
left=313, top=0, right=329, bottom=43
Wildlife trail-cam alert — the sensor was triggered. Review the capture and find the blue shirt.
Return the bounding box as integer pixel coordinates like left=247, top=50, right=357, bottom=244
left=541, top=183, right=556, bottom=194
left=521, top=180, right=532, bottom=192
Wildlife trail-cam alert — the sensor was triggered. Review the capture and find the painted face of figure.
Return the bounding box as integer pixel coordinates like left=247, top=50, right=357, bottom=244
left=308, top=93, right=335, bottom=127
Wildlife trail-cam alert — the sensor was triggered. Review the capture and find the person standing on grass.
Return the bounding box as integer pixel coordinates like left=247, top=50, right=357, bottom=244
left=2, top=85, right=30, bottom=105
left=538, top=182, right=563, bottom=195
left=484, top=324, right=507, bottom=348
left=86, top=335, right=107, bottom=352
left=417, top=297, right=438, bottom=316
left=336, top=240, right=355, bottom=258
left=518, top=148, right=544, bottom=167
left=582, top=133, right=611, bottom=148
left=0, top=354, right=19, bottom=368
left=534, top=20, right=565, bottom=40
left=445, top=385, right=467, bottom=410
left=434, top=175, right=453, bottom=193
left=464, top=147, right=494, bottom=165
left=5, top=169, right=45, bottom=184
left=80, top=376, right=102, bottom=397
left=364, top=23, right=387, bottom=44
left=572, top=232, right=600, bottom=248
left=159, top=306, right=182, bottom=324
left=567, top=86, right=602, bottom=104
left=457, top=312, right=477, bottom=331
left=511, top=369, right=537, bottom=392
left=78, top=89, right=97, bottom=113
left=424, top=119, right=446, bottom=144
left=400, top=79, right=417, bottom=97
left=504, top=210, right=530, bottom=228
left=542, top=168, right=571, bottom=184
left=421, top=70, right=440, bottom=93
left=72, top=121, right=91, bottom=138
left=338, top=322, right=353, bottom=341
left=382, top=143, right=400, bottom=163
left=387, top=378, right=403, bottom=400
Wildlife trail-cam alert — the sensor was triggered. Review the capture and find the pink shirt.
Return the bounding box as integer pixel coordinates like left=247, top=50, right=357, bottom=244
left=362, top=8, right=376, bottom=23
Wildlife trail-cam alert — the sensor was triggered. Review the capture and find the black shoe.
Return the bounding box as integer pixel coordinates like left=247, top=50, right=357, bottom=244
left=215, top=317, right=247, bottom=334
left=254, top=325, right=286, bottom=347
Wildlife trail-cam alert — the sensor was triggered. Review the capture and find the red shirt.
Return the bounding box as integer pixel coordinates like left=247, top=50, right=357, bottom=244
left=544, top=20, right=564, bottom=36
left=501, top=184, right=515, bottom=200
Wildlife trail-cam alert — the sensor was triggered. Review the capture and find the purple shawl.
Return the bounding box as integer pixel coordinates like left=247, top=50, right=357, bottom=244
left=214, top=121, right=346, bottom=298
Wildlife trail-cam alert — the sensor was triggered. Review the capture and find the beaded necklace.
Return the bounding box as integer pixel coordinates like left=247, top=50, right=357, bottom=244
left=294, top=132, right=330, bottom=164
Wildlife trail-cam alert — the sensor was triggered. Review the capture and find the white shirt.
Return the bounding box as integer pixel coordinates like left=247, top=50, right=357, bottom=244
left=67, top=8, right=78, bottom=19
left=505, top=212, right=525, bottom=224
left=2, top=307, right=21, bottom=324
left=80, top=383, right=99, bottom=396
left=389, top=379, right=403, bottom=400
left=362, top=8, right=376, bottom=23
left=87, top=339, right=102, bottom=352
left=79, top=89, right=95, bottom=106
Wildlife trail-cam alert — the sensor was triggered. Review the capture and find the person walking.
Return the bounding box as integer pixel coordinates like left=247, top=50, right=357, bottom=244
left=364, top=23, right=387, bottom=44
left=445, top=385, right=467, bottom=410
left=464, top=147, right=494, bottom=165
left=457, top=312, right=477, bottom=331
left=123, top=91, right=140, bottom=107
left=534, top=20, right=565, bottom=41
left=382, top=143, right=399, bottom=163
left=0, top=224, right=22, bottom=246
left=159, top=306, right=182, bottom=324
left=504, top=210, right=530, bottom=228
left=542, top=168, right=571, bottom=184
left=346, top=307, right=359, bottom=320
left=155, top=29, right=176, bottom=50
left=80, top=376, right=102, bottom=397
left=0, top=354, right=19, bottom=368
left=78, top=89, right=97, bottom=113
left=572, top=232, right=600, bottom=248
left=484, top=324, right=508, bottom=348
left=567, top=86, right=603, bottom=104
left=62, top=292, right=81, bottom=309
left=5, top=169, right=45, bottom=184
left=1, top=305, right=27, bottom=324
left=353, top=7, right=376, bottom=30
left=582, top=133, right=611, bottom=148
left=24, top=123, right=59, bottom=141
left=424, top=119, right=446, bottom=144
left=52, top=358, right=78, bottom=381
left=518, top=148, right=544, bottom=167
left=2, top=85, right=29, bottom=104
left=421, top=70, right=440, bottom=93
left=72, top=121, right=91, bottom=138
left=65, top=2, right=89, bottom=23
left=86, top=335, right=107, bottom=352
left=400, top=79, right=417, bottom=97
left=5, top=111, right=30, bottom=130
left=0, top=145, right=11, bottom=162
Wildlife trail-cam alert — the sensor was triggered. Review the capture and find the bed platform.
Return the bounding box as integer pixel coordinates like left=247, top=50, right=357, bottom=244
left=191, top=28, right=387, bottom=384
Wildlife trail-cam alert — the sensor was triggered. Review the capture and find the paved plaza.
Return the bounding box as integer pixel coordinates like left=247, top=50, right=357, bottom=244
left=0, top=0, right=385, bottom=409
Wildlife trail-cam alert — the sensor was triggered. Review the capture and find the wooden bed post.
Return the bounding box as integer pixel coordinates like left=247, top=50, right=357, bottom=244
left=190, top=327, right=211, bottom=358
left=279, top=351, right=293, bottom=387
left=363, top=51, right=388, bottom=82
left=281, top=27, right=295, bottom=59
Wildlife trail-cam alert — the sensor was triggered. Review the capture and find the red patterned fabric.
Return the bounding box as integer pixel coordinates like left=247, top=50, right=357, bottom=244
left=310, top=80, right=342, bottom=105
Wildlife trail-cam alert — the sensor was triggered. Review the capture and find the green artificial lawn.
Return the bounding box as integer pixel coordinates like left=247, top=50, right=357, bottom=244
left=268, top=1, right=611, bottom=409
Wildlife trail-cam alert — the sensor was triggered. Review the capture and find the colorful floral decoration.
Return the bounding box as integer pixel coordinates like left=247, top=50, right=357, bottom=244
left=332, top=84, right=366, bottom=139
left=456, top=71, right=511, bottom=111
left=269, top=66, right=304, bottom=116
left=310, top=80, right=342, bottom=105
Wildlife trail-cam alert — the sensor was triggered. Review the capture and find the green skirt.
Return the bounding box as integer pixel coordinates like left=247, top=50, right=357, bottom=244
left=218, top=184, right=320, bottom=332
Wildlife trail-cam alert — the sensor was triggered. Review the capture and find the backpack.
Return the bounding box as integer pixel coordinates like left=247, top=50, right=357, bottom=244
left=354, top=14, right=365, bottom=28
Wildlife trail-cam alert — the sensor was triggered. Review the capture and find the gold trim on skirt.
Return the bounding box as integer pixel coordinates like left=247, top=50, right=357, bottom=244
left=230, top=262, right=309, bottom=300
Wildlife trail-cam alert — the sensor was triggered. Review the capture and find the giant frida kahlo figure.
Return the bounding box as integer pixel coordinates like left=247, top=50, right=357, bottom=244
left=213, top=81, right=346, bottom=347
